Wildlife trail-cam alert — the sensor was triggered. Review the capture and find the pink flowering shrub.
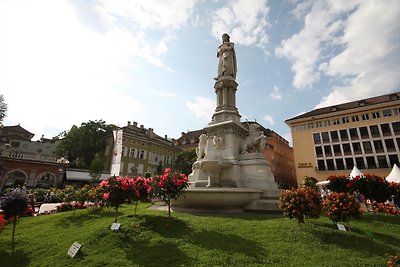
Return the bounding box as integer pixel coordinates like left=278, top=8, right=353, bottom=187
left=152, top=168, right=189, bottom=217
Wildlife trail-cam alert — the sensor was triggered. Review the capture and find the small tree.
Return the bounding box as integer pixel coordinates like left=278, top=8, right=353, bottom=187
left=173, top=150, right=197, bottom=176
left=327, top=175, right=351, bottom=193
left=0, top=191, right=29, bottom=252
left=279, top=187, right=322, bottom=226
left=302, top=176, right=318, bottom=191
left=350, top=174, right=391, bottom=203
left=131, top=176, right=152, bottom=215
left=323, top=192, right=361, bottom=230
left=152, top=168, right=189, bottom=217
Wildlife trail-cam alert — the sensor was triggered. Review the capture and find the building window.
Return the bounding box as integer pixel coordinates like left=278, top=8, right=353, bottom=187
left=349, top=128, right=358, bottom=140
left=333, top=144, right=342, bottom=156
left=389, top=94, right=398, bottom=100
left=389, top=154, right=400, bottom=167
left=313, top=133, right=321, bottom=144
left=392, top=122, right=400, bottom=135
left=370, top=125, right=380, bottom=137
left=122, top=146, right=126, bottom=157
left=342, top=117, right=350, bottom=123
left=139, top=150, right=145, bottom=159
left=384, top=138, right=396, bottom=152
left=359, top=127, right=369, bottom=139
left=372, top=111, right=381, bottom=119
left=355, top=157, right=365, bottom=169
left=358, top=100, right=366, bottom=106
left=324, top=145, right=332, bottom=156
left=373, top=140, right=384, bottom=153
left=343, top=143, right=351, bottom=155
left=383, top=109, right=392, bottom=117
left=397, top=138, right=400, bottom=150
left=336, top=158, right=345, bottom=170
left=316, top=121, right=322, bottom=128
left=317, top=160, right=325, bottom=171
left=330, top=131, right=339, bottom=142
left=333, top=118, right=340, bottom=125
left=129, top=148, right=136, bottom=158
left=307, top=123, right=314, bottom=129
left=366, top=156, right=376, bottom=169
left=345, top=158, right=354, bottom=170
left=362, top=113, right=370, bottom=120
left=351, top=115, right=359, bottom=122
left=377, top=155, right=388, bottom=168
left=352, top=142, right=362, bottom=154
left=340, top=129, right=349, bottom=141
left=322, top=132, right=330, bottom=143
left=331, top=106, right=337, bottom=112
left=394, top=108, right=400, bottom=115
left=315, top=146, right=323, bottom=157
left=362, top=141, right=373, bottom=153
left=380, top=123, right=392, bottom=136
left=326, top=159, right=335, bottom=170
left=324, top=120, right=331, bottom=127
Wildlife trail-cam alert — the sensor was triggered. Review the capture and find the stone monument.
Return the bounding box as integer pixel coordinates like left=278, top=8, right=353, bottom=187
left=173, top=33, right=281, bottom=212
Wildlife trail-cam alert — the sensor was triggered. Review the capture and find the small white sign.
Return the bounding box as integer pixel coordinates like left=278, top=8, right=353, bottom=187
left=67, top=242, right=81, bottom=258
left=336, top=223, right=347, bottom=231
left=110, top=223, right=121, bottom=230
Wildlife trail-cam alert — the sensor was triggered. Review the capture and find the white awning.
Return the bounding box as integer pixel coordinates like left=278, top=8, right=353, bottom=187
left=349, top=165, right=363, bottom=179
left=66, top=170, right=110, bottom=181
left=386, top=164, right=400, bottom=183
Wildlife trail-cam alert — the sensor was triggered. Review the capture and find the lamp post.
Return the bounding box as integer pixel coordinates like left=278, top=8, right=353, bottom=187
left=57, top=157, right=70, bottom=189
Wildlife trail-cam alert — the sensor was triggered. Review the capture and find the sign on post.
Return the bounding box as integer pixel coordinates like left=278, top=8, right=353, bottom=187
left=336, top=223, right=347, bottom=231
left=110, top=223, right=121, bottom=230
left=67, top=242, right=81, bottom=258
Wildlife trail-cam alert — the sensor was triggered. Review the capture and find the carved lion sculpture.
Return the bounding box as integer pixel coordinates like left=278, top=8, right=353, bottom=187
left=241, top=124, right=267, bottom=154
left=196, top=134, right=207, bottom=160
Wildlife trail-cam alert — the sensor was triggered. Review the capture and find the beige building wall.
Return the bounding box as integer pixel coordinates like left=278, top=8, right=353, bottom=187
left=286, top=93, right=400, bottom=184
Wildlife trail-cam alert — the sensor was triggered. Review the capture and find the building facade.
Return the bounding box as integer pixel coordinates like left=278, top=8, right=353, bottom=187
left=106, top=121, right=182, bottom=177
left=174, top=121, right=297, bottom=188
left=285, top=92, right=400, bottom=183
left=0, top=125, right=67, bottom=189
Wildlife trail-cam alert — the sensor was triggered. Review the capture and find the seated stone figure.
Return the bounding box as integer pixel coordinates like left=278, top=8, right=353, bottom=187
left=241, top=124, right=267, bottom=154
left=196, top=134, right=207, bottom=160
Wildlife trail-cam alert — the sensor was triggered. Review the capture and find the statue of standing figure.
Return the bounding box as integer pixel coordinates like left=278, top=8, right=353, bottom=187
left=215, top=33, right=237, bottom=80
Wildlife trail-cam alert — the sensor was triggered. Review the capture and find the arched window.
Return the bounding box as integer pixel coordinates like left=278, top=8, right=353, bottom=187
left=35, top=172, right=56, bottom=188
left=3, top=170, right=27, bottom=188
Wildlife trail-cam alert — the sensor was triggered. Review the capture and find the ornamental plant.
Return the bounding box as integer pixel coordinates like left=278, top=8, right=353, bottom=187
left=349, top=174, right=391, bottom=203
left=152, top=168, right=189, bottom=217
left=327, top=175, right=351, bottom=193
left=279, top=187, right=322, bottom=226
left=0, top=214, right=7, bottom=232
left=387, top=255, right=400, bottom=267
left=131, top=176, right=153, bottom=215
left=302, top=176, right=318, bottom=191
left=99, top=176, right=139, bottom=223
left=323, top=192, right=361, bottom=230
left=370, top=202, right=400, bottom=216
left=0, top=191, right=29, bottom=253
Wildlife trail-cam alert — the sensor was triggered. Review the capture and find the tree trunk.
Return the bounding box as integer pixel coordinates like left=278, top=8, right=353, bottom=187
left=114, top=205, right=119, bottom=223
left=12, top=217, right=16, bottom=253
left=167, top=200, right=171, bottom=217
left=134, top=201, right=138, bottom=216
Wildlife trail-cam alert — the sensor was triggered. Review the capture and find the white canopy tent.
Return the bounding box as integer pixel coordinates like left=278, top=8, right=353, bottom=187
left=386, top=164, right=400, bottom=183
left=349, top=165, right=363, bottom=179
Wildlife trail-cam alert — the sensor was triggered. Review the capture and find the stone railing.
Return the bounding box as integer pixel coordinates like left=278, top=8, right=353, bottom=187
left=0, top=150, right=59, bottom=163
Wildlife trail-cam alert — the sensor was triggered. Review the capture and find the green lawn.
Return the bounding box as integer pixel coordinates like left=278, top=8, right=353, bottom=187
left=0, top=203, right=399, bottom=266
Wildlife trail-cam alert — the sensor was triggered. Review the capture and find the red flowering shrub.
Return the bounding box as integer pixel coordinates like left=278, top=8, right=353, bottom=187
left=370, top=202, right=400, bottom=216
left=279, top=187, right=322, bottom=225
left=152, top=168, right=189, bottom=217
left=327, top=175, right=351, bottom=193
left=387, top=255, right=399, bottom=267
left=0, top=214, right=7, bottom=232
left=323, top=192, right=361, bottom=224
left=349, top=174, right=391, bottom=203
left=23, top=207, right=35, bottom=217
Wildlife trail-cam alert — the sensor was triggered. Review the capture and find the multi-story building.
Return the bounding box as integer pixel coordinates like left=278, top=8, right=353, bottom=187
left=285, top=92, right=400, bottom=183
left=106, top=121, right=182, bottom=176
left=174, top=121, right=297, bottom=188
left=0, top=125, right=67, bottom=189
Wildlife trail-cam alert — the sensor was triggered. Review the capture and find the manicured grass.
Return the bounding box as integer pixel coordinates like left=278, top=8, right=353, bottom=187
left=0, top=203, right=399, bottom=266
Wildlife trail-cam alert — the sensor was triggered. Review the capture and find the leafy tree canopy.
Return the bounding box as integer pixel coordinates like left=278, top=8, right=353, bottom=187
left=0, top=95, right=8, bottom=123
left=173, top=149, right=196, bottom=176
left=54, top=120, right=116, bottom=169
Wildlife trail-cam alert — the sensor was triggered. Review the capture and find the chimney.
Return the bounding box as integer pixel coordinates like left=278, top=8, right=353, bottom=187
left=148, top=128, right=154, bottom=138
left=165, top=135, right=168, bottom=139
left=127, top=121, right=131, bottom=126
left=181, top=132, right=185, bottom=136
left=140, top=125, right=144, bottom=130
left=133, top=121, right=138, bottom=127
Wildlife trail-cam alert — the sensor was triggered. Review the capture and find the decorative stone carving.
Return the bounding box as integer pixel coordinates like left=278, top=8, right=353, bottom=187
left=215, top=33, right=237, bottom=81
left=212, top=135, right=224, bottom=149
left=196, top=134, right=207, bottom=160
left=240, top=124, right=267, bottom=154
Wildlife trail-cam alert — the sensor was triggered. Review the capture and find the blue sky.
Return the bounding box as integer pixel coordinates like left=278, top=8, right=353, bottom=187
left=1, top=0, right=399, bottom=144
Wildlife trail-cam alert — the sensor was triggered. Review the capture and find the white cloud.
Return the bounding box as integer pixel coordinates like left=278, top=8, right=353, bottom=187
left=282, top=132, right=293, bottom=147
left=212, top=0, right=270, bottom=52
left=263, top=115, right=275, bottom=125
left=186, top=97, right=214, bottom=120
left=270, top=86, right=282, bottom=100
